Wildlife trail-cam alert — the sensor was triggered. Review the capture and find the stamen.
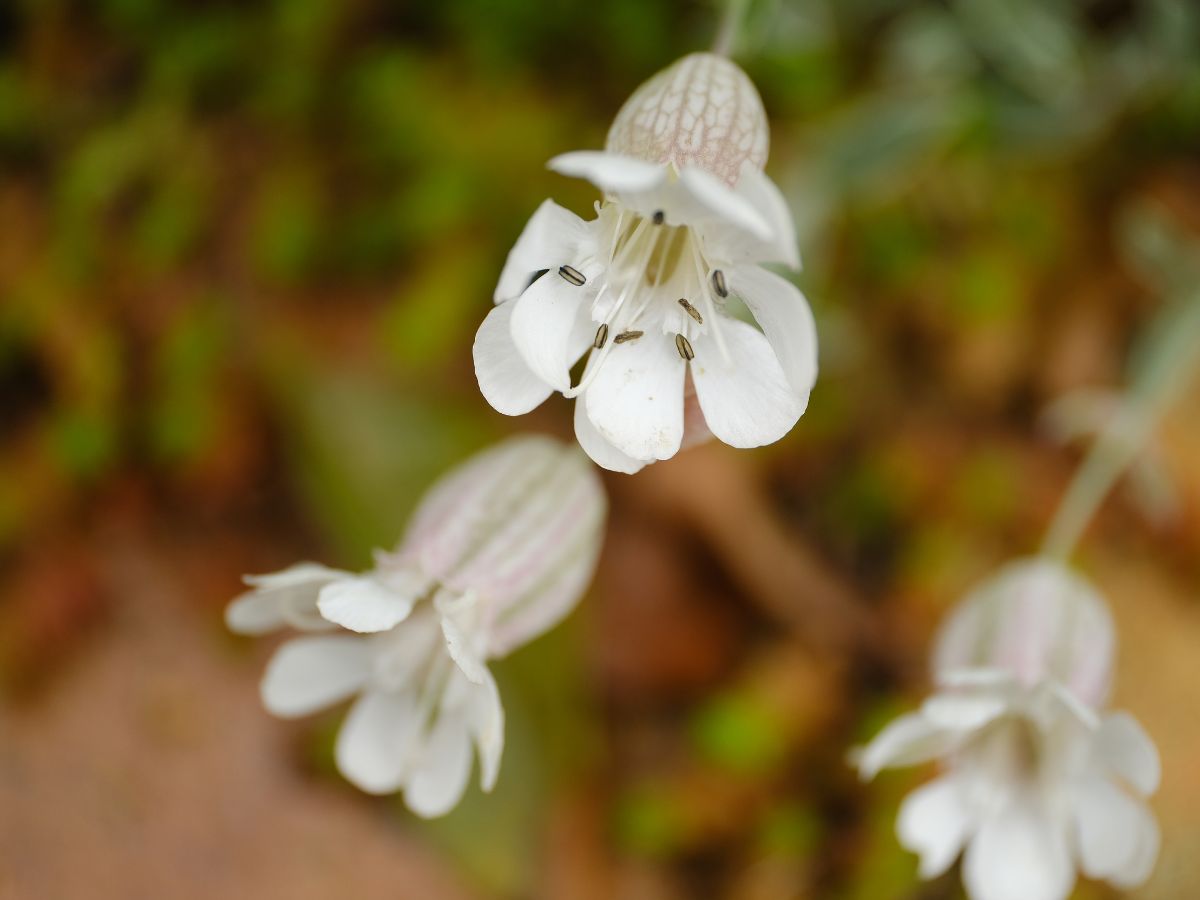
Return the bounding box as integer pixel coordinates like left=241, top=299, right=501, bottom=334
left=689, top=237, right=732, bottom=367
left=678, top=298, right=703, bottom=324
left=593, top=323, right=609, bottom=349
left=563, top=226, right=661, bottom=399
left=558, top=264, right=586, bottom=286
left=675, top=334, right=694, bottom=361
left=652, top=210, right=665, bottom=225
left=711, top=269, right=728, bottom=298
left=614, top=330, right=644, bottom=344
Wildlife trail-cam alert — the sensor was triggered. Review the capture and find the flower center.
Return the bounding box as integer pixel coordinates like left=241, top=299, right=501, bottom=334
left=960, top=714, right=1061, bottom=816
left=563, top=204, right=731, bottom=399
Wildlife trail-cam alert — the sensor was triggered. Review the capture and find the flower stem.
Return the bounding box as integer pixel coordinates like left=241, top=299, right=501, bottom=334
left=712, top=0, right=750, bottom=57
left=1041, top=294, right=1200, bottom=560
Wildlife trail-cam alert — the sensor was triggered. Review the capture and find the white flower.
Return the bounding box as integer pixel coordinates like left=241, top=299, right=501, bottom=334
left=858, top=560, right=1161, bottom=900
left=227, top=435, right=607, bottom=816
left=474, top=52, right=817, bottom=473
left=933, top=558, right=1116, bottom=708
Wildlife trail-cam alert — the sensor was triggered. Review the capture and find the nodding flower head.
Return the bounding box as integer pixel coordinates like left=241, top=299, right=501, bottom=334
left=475, top=53, right=817, bottom=473
left=857, top=559, right=1160, bottom=900
left=934, top=558, right=1115, bottom=710
left=228, top=435, right=607, bottom=817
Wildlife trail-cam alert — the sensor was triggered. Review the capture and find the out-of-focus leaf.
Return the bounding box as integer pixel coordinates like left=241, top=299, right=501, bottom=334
left=275, top=370, right=493, bottom=563
left=691, top=691, right=787, bottom=775
left=147, top=297, right=228, bottom=464
left=381, top=243, right=490, bottom=372
left=249, top=164, right=324, bottom=283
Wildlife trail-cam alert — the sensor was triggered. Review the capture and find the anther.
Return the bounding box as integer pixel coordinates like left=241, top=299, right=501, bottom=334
left=558, top=265, right=586, bottom=286
left=711, top=269, right=728, bottom=298
left=675, top=334, right=695, bottom=361
left=678, top=298, right=703, bottom=324
left=652, top=210, right=665, bottom=225
left=613, top=330, right=644, bottom=344
left=593, top=323, right=609, bottom=349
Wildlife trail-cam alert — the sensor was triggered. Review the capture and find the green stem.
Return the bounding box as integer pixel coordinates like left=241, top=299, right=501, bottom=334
left=1041, top=294, right=1200, bottom=560
left=712, top=0, right=750, bottom=57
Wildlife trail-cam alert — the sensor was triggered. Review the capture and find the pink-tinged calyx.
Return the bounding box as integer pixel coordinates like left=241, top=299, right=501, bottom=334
left=386, top=435, right=607, bottom=655
left=606, top=52, right=769, bottom=187
left=933, top=558, right=1115, bottom=709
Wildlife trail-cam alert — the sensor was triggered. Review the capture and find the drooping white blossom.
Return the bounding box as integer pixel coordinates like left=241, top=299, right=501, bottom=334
left=474, top=52, right=816, bottom=473
left=228, top=435, right=607, bottom=817
left=858, top=559, right=1160, bottom=900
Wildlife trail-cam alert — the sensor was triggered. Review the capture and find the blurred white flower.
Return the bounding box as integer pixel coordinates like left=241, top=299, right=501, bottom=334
left=1041, top=387, right=1180, bottom=527
left=228, top=435, right=607, bottom=816
left=474, top=52, right=816, bottom=473
left=934, top=558, right=1115, bottom=708
left=858, top=559, right=1160, bottom=900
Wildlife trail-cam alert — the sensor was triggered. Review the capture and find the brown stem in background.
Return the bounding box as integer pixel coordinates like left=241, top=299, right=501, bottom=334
left=621, top=442, right=891, bottom=664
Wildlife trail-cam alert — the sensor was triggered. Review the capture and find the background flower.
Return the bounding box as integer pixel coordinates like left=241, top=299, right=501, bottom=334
left=859, top=560, right=1161, bottom=900
left=229, top=435, right=606, bottom=816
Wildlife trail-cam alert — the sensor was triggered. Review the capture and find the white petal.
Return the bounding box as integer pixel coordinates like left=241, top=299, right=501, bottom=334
left=1072, top=775, right=1151, bottom=882
left=404, top=706, right=474, bottom=818
left=936, top=668, right=1016, bottom=690
left=963, top=804, right=1074, bottom=900
left=243, top=562, right=347, bottom=592
left=233, top=563, right=350, bottom=633
left=510, top=268, right=589, bottom=393
left=260, top=636, right=370, bottom=718
left=678, top=166, right=771, bottom=240
left=225, top=592, right=286, bottom=635
left=573, top=391, right=647, bottom=474
left=494, top=199, right=590, bottom=303
left=732, top=164, right=801, bottom=268
left=1109, top=800, right=1160, bottom=889
left=467, top=668, right=505, bottom=792
left=897, top=776, right=973, bottom=878
left=731, top=265, right=818, bottom=396
left=474, top=300, right=555, bottom=415
left=920, top=691, right=1009, bottom=732
left=548, top=151, right=665, bottom=194
left=369, top=608, right=443, bottom=690
left=857, top=711, right=957, bottom=779
left=335, top=689, right=419, bottom=794
left=690, top=317, right=807, bottom=449
left=317, top=573, right=420, bottom=634
left=436, top=591, right=488, bottom=684
left=584, top=333, right=686, bottom=461
left=1097, top=711, right=1161, bottom=795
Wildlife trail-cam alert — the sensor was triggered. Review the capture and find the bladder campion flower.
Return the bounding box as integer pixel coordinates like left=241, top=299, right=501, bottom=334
left=474, top=52, right=816, bottom=473
left=227, top=436, right=607, bottom=817
left=857, top=560, right=1160, bottom=900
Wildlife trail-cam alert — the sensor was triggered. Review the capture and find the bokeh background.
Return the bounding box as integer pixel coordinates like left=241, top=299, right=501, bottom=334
left=2, top=0, right=1199, bottom=897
